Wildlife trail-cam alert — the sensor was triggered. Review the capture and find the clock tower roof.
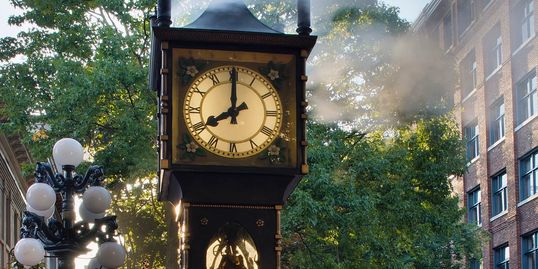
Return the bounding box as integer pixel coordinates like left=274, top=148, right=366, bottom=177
left=183, top=0, right=282, bottom=34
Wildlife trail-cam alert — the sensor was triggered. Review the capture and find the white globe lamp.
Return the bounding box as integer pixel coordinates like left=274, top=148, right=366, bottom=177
left=79, top=204, right=106, bottom=222
left=52, top=138, right=84, bottom=167
left=26, top=182, right=56, bottom=211
left=97, top=242, right=126, bottom=268
left=88, top=257, right=109, bottom=269
left=27, top=203, right=55, bottom=219
left=14, top=238, right=45, bottom=266
left=83, top=186, right=112, bottom=214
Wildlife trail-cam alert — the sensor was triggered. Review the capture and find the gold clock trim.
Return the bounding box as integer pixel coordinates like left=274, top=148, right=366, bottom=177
left=183, top=65, right=283, bottom=159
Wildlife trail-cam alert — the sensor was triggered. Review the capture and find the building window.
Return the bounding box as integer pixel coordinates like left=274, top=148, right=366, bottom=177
left=521, top=151, right=538, bottom=201
left=518, top=0, right=535, bottom=47
left=491, top=171, right=508, bottom=216
left=516, top=70, right=537, bottom=125
left=494, top=244, right=509, bottom=269
left=12, top=210, right=18, bottom=246
left=461, top=50, right=477, bottom=97
left=444, top=12, right=453, bottom=50
left=469, top=258, right=482, bottom=269
left=458, top=0, right=474, bottom=36
left=485, top=25, right=502, bottom=76
left=4, top=197, right=9, bottom=247
left=523, top=232, right=538, bottom=269
left=0, top=187, right=3, bottom=242
left=465, top=121, right=479, bottom=161
left=489, top=98, right=505, bottom=145
left=468, top=187, right=481, bottom=225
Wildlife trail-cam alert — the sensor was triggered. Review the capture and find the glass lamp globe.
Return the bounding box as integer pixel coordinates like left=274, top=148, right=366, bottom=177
left=97, top=242, right=126, bottom=268
left=83, top=186, right=112, bottom=214
left=14, top=238, right=45, bottom=266
left=26, top=182, right=56, bottom=211
left=27, top=203, right=55, bottom=219
left=53, top=138, right=84, bottom=167
left=79, top=204, right=105, bottom=222
left=88, top=257, right=109, bottom=269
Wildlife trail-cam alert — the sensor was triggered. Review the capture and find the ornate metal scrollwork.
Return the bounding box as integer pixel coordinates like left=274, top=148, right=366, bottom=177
left=21, top=162, right=120, bottom=268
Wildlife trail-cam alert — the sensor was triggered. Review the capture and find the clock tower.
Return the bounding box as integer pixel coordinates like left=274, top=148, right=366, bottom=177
left=150, top=1, right=316, bottom=268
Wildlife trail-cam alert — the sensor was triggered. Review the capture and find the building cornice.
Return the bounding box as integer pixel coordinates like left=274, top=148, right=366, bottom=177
left=412, top=0, right=443, bottom=31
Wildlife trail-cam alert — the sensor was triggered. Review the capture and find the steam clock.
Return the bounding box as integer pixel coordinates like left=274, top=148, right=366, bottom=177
left=150, top=0, right=316, bottom=268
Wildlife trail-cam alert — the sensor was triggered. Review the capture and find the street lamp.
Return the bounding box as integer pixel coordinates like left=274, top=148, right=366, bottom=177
left=14, top=138, right=126, bottom=269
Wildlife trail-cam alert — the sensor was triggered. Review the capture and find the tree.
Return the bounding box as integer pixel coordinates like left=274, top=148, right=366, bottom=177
left=282, top=119, right=484, bottom=269
left=281, top=2, right=484, bottom=268
left=0, top=0, right=484, bottom=268
left=0, top=0, right=168, bottom=267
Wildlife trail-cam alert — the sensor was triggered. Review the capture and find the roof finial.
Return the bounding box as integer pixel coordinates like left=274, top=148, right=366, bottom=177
left=157, top=0, right=172, bottom=27
left=297, top=0, right=312, bottom=35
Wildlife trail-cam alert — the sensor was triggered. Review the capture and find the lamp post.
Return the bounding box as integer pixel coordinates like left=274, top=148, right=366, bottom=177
left=14, top=138, right=126, bottom=269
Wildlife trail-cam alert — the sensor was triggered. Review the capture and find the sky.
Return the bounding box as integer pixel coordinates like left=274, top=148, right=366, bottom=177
left=0, top=0, right=431, bottom=38
left=382, top=0, right=432, bottom=22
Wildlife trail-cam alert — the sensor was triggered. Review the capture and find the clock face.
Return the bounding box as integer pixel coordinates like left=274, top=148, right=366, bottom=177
left=183, top=66, right=283, bottom=158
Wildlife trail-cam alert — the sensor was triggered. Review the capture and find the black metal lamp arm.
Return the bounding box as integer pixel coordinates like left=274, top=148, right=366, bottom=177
left=72, top=216, right=119, bottom=245
left=21, top=211, right=63, bottom=244
left=35, top=162, right=65, bottom=189
left=74, top=165, right=104, bottom=193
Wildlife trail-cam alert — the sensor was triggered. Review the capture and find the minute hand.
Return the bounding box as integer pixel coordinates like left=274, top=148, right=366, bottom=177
left=230, top=67, right=238, bottom=124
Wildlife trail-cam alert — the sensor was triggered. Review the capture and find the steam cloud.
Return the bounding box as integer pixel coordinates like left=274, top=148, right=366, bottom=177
left=173, top=0, right=456, bottom=131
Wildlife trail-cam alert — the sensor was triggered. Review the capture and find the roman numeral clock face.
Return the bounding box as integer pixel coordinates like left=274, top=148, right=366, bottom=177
left=183, top=66, right=283, bottom=158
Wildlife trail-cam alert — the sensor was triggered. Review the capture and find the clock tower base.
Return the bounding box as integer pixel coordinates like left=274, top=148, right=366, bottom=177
left=179, top=203, right=283, bottom=269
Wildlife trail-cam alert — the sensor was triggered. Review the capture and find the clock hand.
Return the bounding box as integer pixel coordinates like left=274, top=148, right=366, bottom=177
left=207, top=102, right=249, bottom=127
left=206, top=111, right=230, bottom=127
left=230, top=67, right=238, bottom=124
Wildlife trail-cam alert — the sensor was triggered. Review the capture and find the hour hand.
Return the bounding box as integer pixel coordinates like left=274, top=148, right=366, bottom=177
left=206, top=111, right=229, bottom=127
left=229, top=102, right=249, bottom=124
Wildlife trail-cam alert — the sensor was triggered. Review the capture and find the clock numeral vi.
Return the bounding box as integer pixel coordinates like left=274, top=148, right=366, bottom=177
left=192, top=122, right=205, bottom=133
left=266, top=111, right=277, bottom=117
left=229, top=143, right=238, bottom=153
left=208, top=74, right=220, bottom=85
left=208, top=135, right=219, bottom=148
left=261, top=126, right=274, bottom=137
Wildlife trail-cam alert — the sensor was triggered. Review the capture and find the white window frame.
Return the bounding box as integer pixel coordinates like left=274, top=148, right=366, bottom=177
left=491, top=172, right=508, bottom=216
left=521, top=0, right=535, bottom=44
left=523, top=232, right=538, bottom=269
left=520, top=151, right=538, bottom=201
left=489, top=98, right=505, bottom=146
left=468, top=187, right=482, bottom=226
left=465, top=121, right=480, bottom=161
left=517, top=71, right=538, bottom=125
left=494, top=244, right=509, bottom=269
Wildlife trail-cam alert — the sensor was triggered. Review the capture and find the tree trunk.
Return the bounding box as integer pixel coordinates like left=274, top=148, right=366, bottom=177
left=165, top=202, right=179, bottom=269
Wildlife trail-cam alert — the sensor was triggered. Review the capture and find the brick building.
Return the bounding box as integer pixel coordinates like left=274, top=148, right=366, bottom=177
left=0, top=132, right=30, bottom=267
left=415, top=0, right=538, bottom=268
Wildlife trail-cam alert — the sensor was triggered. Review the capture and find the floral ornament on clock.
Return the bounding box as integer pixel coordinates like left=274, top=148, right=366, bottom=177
left=259, top=138, right=286, bottom=164
left=178, top=134, right=206, bottom=160
left=178, top=58, right=206, bottom=86
left=259, top=61, right=287, bottom=90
